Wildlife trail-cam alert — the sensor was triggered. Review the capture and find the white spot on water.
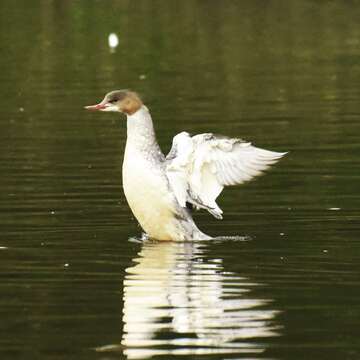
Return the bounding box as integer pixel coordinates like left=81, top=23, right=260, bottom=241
left=64, top=263, right=69, bottom=268
left=0, top=246, right=8, bottom=250
left=328, top=207, right=341, bottom=211
left=212, top=258, right=222, bottom=263
left=139, top=74, right=147, bottom=80
left=108, top=33, right=119, bottom=50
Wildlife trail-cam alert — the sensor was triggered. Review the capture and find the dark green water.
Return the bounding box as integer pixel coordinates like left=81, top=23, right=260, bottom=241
left=1, top=1, right=360, bottom=359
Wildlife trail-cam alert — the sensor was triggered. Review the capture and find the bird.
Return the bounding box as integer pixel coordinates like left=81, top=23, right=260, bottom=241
left=85, top=90, right=287, bottom=241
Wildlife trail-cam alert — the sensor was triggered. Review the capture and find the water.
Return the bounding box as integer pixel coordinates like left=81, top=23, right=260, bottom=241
left=1, top=1, right=360, bottom=359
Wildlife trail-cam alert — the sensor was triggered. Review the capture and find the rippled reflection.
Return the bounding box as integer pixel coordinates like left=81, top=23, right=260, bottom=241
left=98, top=241, right=281, bottom=359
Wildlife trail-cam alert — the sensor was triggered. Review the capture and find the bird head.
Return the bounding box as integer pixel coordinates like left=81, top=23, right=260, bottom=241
left=85, top=90, right=143, bottom=115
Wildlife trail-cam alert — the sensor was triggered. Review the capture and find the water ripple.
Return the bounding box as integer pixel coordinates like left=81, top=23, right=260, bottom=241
left=97, top=241, right=281, bottom=359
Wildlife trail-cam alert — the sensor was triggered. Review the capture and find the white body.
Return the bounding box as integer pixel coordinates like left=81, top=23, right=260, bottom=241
left=122, top=106, right=207, bottom=241
left=121, top=106, right=286, bottom=241
left=123, top=148, right=180, bottom=240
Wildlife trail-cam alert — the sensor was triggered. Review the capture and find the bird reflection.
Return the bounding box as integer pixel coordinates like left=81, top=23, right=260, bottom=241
left=97, top=241, right=281, bottom=359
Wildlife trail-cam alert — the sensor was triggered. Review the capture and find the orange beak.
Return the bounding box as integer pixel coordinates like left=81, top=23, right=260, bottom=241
left=84, top=102, right=108, bottom=111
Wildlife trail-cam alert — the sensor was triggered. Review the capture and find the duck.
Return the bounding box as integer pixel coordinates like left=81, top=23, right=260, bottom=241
left=85, top=90, right=286, bottom=241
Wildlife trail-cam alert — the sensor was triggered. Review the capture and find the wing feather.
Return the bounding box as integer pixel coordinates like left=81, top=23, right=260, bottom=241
left=166, top=132, right=287, bottom=219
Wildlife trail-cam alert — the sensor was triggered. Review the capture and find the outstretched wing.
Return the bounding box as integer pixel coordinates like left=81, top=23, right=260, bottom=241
left=165, top=132, right=287, bottom=219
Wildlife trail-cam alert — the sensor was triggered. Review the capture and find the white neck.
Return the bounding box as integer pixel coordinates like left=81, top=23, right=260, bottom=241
left=126, top=105, right=164, bottom=159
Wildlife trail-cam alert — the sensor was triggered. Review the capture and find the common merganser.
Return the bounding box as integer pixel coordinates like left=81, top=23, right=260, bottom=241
left=85, top=90, right=286, bottom=241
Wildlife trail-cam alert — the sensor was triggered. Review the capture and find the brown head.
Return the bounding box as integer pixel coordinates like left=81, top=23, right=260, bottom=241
left=85, top=90, right=143, bottom=115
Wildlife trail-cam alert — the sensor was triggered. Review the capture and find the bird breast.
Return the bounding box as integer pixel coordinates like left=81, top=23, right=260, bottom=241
left=122, top=146, right=179, bottom=239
